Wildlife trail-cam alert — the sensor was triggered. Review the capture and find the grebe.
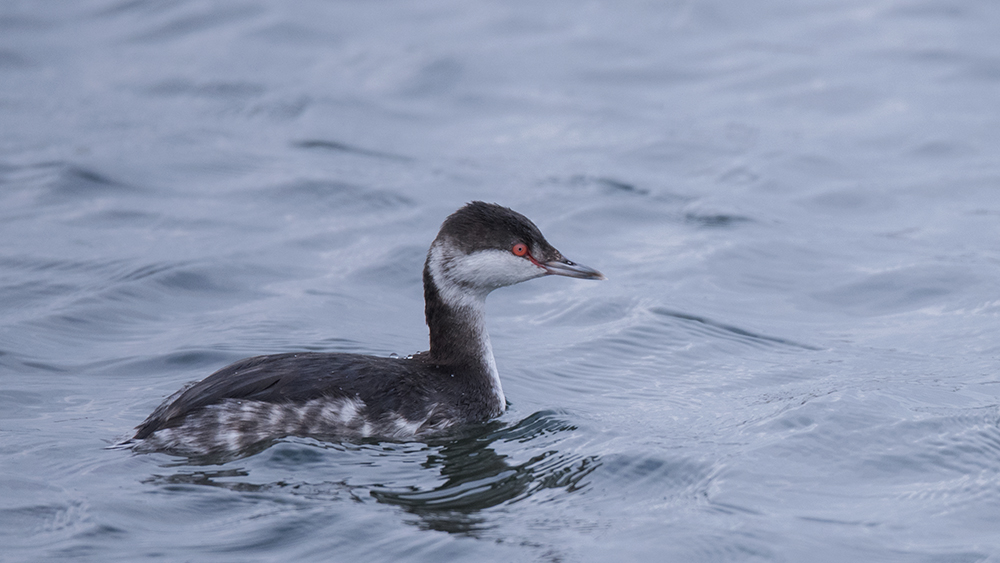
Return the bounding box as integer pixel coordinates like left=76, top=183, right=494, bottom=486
left=128, top=201, right=604, bottom=455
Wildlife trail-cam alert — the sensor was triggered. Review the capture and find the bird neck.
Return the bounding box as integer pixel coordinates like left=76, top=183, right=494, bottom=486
left=422, top=259, right=492, bottom=366
left=422, top=244, right=504, bottom=407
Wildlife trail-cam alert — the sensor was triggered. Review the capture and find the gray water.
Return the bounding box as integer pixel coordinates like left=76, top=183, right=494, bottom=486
left=2, top=1, right=1000, bottom=561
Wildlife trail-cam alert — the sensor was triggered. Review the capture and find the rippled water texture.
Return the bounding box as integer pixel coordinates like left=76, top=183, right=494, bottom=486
left=3, top=1, right=1000, bottom=561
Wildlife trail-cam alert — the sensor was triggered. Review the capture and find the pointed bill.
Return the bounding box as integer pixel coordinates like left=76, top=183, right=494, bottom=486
left=542, top=259, right=606, bottom=280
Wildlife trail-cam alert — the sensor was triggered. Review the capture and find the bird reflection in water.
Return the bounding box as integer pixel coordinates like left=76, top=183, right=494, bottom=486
left=141, top=411, right=600, bottom=536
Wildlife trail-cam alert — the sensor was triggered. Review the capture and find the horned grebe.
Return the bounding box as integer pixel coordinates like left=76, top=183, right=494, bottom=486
left=128, top=201, right=604, bottom=456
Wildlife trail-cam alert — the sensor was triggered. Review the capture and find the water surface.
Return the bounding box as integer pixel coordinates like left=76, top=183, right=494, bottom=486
left=2, top=1, right=1000, bottom=561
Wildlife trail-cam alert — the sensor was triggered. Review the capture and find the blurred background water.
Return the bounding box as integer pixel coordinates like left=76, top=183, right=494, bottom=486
left=2, top=0, right=1000, bottom=561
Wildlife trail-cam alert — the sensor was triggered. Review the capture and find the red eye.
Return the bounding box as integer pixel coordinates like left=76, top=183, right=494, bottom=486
left=512, top=243, right=528, bottom=257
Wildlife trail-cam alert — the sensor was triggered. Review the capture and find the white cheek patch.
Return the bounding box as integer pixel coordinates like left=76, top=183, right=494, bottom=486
left=455, top=249, right=547, bottom=289
left=430, top=244, right=546, bottom=294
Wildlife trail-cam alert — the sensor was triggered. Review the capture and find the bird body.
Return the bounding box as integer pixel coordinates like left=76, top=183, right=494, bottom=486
left=129, top=202, right=603, bottom=456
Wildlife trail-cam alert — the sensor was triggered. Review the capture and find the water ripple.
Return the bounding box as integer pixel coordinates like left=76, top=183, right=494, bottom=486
left=293, top=139, right=413, bottom=162
left=650, top=307, right=821, bottom=351
left=135, top=410, right=598, bottom=537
